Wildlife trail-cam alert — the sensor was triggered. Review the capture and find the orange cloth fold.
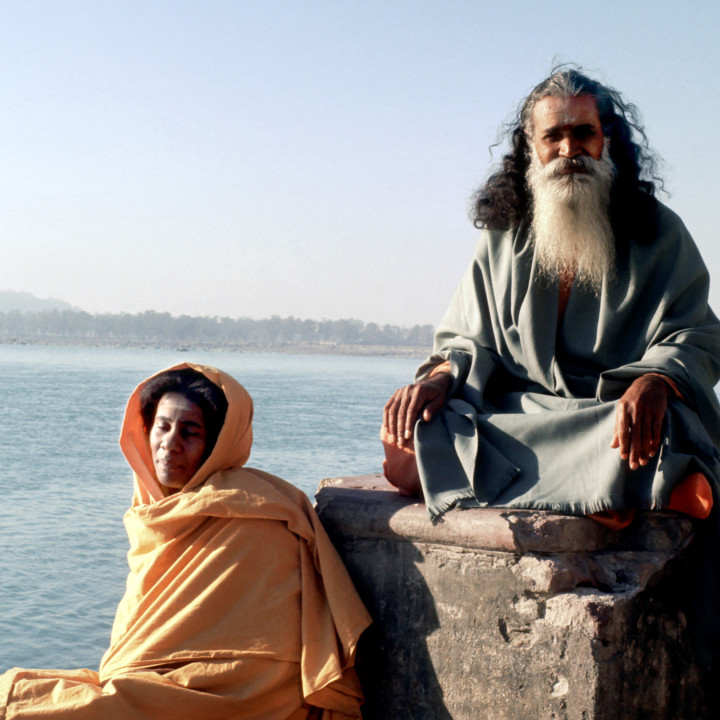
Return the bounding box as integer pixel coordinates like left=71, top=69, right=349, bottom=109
left=380, top=427, right=421, bottom=497
left=668, top=472, right=714, bottom=519
left=428, top=361, right=451, bottom=378
left=589, top=473, right=714, bottom=529
left=1, top=363, right=370, bottom=719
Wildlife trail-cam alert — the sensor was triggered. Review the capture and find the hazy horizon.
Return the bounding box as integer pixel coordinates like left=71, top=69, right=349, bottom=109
left=0, top=288, right=433, bottom=326
left=4, top=1, right=720, bottom=326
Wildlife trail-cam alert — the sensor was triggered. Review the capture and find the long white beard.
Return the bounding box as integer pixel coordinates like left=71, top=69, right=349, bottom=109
left=526, top=143, right=616, bottom=293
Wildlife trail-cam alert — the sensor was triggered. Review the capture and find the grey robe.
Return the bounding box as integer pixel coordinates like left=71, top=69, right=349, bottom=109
left=415, top=202, right=720, bottom=520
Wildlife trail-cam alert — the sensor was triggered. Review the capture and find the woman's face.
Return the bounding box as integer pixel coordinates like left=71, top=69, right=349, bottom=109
left=149, top=392, right=208, bottom=492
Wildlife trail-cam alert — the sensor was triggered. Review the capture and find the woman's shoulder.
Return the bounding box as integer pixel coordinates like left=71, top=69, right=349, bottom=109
left=208, top=466, right=313, bottom=510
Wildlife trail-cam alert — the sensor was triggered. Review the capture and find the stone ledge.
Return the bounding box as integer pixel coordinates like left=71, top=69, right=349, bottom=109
left=315, top=474, right=708, bottom=720
left=317, top=474, right=695, bottom=555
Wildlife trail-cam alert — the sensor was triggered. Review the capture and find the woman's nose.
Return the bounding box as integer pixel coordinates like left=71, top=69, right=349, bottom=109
left=161, top=428, right=180, bottom=450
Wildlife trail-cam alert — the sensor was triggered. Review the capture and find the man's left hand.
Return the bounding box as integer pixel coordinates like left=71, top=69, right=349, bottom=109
left=610, top=375, right=671, bottom=470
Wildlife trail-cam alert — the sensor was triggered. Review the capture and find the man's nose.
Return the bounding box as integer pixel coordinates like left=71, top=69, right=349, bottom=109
left=558, top=136, right=580, bottom=158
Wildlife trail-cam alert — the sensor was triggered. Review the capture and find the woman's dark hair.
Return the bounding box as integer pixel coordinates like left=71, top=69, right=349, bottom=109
left=472, top=65, right=664, bottom=234
left=140, top=368, right=228, bottom=461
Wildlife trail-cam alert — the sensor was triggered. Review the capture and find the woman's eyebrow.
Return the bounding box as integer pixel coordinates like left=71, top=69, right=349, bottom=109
left=155, top=414, right=204, bottom=428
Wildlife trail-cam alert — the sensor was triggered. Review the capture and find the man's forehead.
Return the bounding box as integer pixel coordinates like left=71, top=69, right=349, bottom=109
left=532, top=94, right=601, bottom=131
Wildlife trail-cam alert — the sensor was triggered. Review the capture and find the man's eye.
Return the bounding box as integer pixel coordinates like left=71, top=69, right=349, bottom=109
left=575, top=127, right=596, bottom=139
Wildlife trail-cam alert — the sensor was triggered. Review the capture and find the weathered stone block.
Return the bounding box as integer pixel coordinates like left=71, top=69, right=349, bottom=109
left=315, top=475, right=710, bottom=720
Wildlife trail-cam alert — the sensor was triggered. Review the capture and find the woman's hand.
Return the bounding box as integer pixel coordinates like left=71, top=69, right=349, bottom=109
left=610, top=374, right=670, bottom=470
left=382, top=372, right=452, bottom=448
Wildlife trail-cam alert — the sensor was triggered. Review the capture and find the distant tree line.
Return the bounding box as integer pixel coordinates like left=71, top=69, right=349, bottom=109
left=0, top=309, right=434, bottom=349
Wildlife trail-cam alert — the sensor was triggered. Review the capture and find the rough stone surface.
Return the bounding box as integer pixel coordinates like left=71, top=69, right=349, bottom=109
left=316, top=475, right=710, bottom=720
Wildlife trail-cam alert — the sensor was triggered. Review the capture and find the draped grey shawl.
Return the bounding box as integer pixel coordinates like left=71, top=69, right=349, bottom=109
left=414, top=202, right=720, bottom=520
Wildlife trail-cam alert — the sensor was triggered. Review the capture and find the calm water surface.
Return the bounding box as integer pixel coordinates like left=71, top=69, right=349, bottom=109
left=0, top=345, right=419, bottom=672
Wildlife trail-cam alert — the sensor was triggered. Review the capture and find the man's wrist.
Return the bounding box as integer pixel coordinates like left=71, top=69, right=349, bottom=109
left=644, top=373, right=683, bottom=401
left=426, top=370, right=452, bottom=393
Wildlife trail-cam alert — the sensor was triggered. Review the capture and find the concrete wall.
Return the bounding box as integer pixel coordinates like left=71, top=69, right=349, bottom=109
left=315, top=475, right=711, bottom=720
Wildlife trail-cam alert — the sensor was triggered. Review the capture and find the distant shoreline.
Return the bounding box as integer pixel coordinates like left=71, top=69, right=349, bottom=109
left=0, top=337, right=430, bottom=359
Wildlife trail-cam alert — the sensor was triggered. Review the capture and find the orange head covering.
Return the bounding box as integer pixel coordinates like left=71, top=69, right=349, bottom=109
left=119, top=362, right=254, bottom=504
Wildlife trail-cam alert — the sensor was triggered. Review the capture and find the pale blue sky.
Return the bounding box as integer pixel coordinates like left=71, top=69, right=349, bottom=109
left=2, top=0, right=719, bottom=326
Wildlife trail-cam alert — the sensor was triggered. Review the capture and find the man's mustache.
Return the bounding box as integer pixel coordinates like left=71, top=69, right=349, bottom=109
left=550, top=156, right=595, bottom=175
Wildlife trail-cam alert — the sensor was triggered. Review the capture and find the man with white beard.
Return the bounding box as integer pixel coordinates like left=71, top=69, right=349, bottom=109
left=381, top=67, right=720, bottom=667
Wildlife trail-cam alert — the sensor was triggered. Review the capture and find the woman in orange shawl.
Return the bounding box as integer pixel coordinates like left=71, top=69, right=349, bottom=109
left=1, top=363, right=371, bottom=719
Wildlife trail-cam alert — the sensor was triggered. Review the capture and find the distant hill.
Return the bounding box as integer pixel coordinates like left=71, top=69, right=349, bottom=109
left=0, top=290, right=78, bottom=313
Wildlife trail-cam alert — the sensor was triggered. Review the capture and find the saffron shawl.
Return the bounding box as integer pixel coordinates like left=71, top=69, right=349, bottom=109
left=1, top=363, right=370, bottom=719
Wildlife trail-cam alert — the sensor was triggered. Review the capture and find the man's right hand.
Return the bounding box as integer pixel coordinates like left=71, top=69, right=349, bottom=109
left=382, top=372, right=452, bottom=448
